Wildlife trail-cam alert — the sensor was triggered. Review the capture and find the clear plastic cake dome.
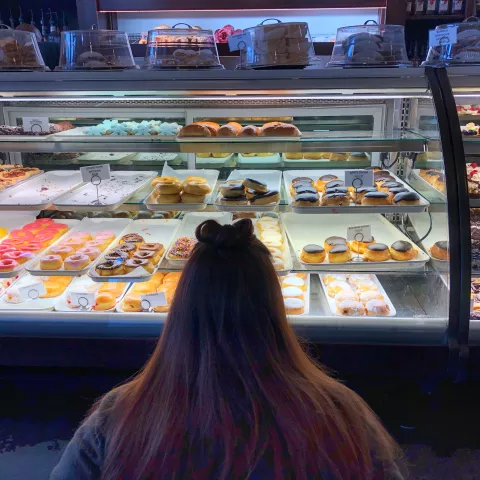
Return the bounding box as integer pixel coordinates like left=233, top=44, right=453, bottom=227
left=0, top=26, right=47, bottom=71
left=241, top=19, right=314, bottom=69
left=424, top=18, right=480, bottom=66
left=327, top=22, right=411, bottom=68
left=144, top=24, right=222, bottom=69
left=57, top=29, right=136, bottom=70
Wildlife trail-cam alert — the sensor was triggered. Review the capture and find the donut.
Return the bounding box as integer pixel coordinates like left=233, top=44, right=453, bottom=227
left=1, top=238, right=28, bottom=249
left=155, top=193, right=181, bottom=204
left=321, top=193, right=350, bottom=207
left=95, top=259, right=125, bottom=276
left=22, top=243, right=44, bottom=253
left=348, top=274, right=372, bottom=287
left=325, top=187, right=349, bottom=196
left=390, top=240, right=417, bottom=261
left=113, top=243, right=137, bottom=257
left=292, top=177, right=314, bottom=185
left=351, top=187, right=378, bottom=204
left=183, top=179, right=211, bottom=195
left=293, top=193, right=320, bottom=207
left=348, top=236, right=375, bottom=254
left=120, top=234, right=144, bottom=246
left=94, top=230, right=116, bottom=242
left=336, top=300, right=365, bottom=316
left=62, top=238, right=85, bottom=251
left=430, top=241, right=449, bottom=261
left=182, top=193, right=206, bottom=204
left=9, top=229, right=34, bottom=241
left=168, top=237, right=197, bottom=260
left=393, top=191, right=421, bottom=205
left=41, top=280, right=65, bottom=299
left=324, top=236, right=347, bottom=252
left=295, top=185, right=318, bottom=196
left=323, top=274, right=348, bottom=285
left=64, top=254, right=90, bottom=271
left=284, top=297, right=305, bottom=315
left=300, top=244, right=325, bottom=263
left=387, top=187, right=409, bottom=202
left=85, top=240, right=108, bottom=251
left=49, top=245, right=75, bottom=260
left=94, top=292, right=117, bottom=311
left=328, top=244, right=352, bottom=263
left=68, top=232, right=92, bottom=241
left=323, top=180, right=345, bottom=192
left=356, top=280, right=379, bottom=294
left=0, top=258, right=19, bottom=272
left=0, top=246, right=17, bottom=256
left=361, top=192, right=391, bottom=206
left=220, top=195, right=248, bottom=206
left=133, top=249, right=156, bottom=263
left=139, top=243, right=165, bottom=263
left=77, top=247, right=101, bottom=261
left=243, top=178, right=268, bottom=193
left=40, top=254, right=63, bottom=270
left=281, top=286, right=304, bottom=298
left=121, top=293, right=142, bottom=312
left=124, top=258, right=150, bottom=273
left=152, top=176, right=182, bottom=194
left=250, top=190, right=280, bottom=206
left=220, top=182, right=245, bottom=198
left=363, top=243, right=391, bottom=262
left=366, top=299, right=390, bottom=316
left=152, top=286, right=175, bottom=313
left=379, top=181, right=402, bottom=193
left=104, top=250, right=129, bottom=262
left=2, top=251, right=34, bottom=264
left=98, top=282, right=126, bottom=297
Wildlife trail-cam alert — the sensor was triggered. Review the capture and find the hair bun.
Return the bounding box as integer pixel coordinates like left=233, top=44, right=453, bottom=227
left=195, top=219, right=254, bottom=255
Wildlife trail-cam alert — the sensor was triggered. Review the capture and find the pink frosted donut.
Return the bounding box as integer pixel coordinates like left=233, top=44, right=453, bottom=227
left=0, top=258, right=19, bottom=272
left=94, top=230, right=115, bottom=242
left=40, top=254, right=63, bottom=270
left=64, top=254, right=90, bottom=271
left=69, top=231, right=92, bottom=241
left=49, top=245, right=75, bottom=260
left=61, top=238, right=85, bottom=251
left=85, top=240, right=107, bottom=251
left=3, top=251, right=34, bottom=264
left=0, top=245, right=17, bottom=256
left=77, top=247, right=101, bottom=261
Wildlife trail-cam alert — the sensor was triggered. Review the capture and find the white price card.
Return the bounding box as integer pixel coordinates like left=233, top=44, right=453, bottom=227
left=80, top=164, right=111, bottom=183
left=429, top=25, right=457, bottom=48
left=347, top=224, right=372, bottom=242
left=141, top=292, right=167, bottom=310
left=228, top=32, right=252, bottom=52
left=70, top=292, right=96, bottom=308
left=18, top=282, right=47, bottom=301
left=22, top=117, right=50, bottom=134
left=344, top=170, right=374, bottom=189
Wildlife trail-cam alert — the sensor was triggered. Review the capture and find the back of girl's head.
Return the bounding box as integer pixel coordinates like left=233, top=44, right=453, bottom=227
left=100, top=219, right=401, bottom=480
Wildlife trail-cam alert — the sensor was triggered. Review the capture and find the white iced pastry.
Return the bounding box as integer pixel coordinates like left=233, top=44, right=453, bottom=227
left=282, top=286, right=303, bottom=298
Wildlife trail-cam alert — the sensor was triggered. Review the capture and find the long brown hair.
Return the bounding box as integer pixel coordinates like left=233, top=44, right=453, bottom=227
left=96, top=219, right=399, bottom=479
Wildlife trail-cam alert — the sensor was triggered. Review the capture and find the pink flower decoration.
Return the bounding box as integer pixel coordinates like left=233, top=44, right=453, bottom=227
left=214, top=25, right=241, bottom=43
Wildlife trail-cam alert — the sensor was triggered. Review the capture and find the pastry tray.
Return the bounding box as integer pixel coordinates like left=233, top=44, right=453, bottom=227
left=237, top=153, right=282, bottom=167
left=0, top=273, right=72, bottom=311
left=283, top=169, right=430, bottom=214
left=131, top=152, right=185, bottom=165
left=281, top=212, right=430, bottom=271
left=166, top=212, right=233, bottom=267
left=283, top=153, right=370, bottom=168
left=27, top=218, right=132, bottom=277
left=53, top=171, right=157, bottom=212
left=54, top=275, right=129, bottom=312
left=408, top=212, right=449, bottom=273
left=76, top=152, right=136, bottom=164
left=88, top=219, right=181, bottom=283
left=253, top=215, right=293, bottom=276
left=0, top=219, right=80, bottom=279
left=0, top=170, right=84, bottom=211
left=215, top=170, right=283, bottom=213
left=319, top=273, right=396, bottom=318
left=51, top=126, right=176, bottom=142
left=0, top=213, right=37, bottom=243
left=408, top=169, right=446, bottom=203
left=196, top=153, right=235, bottom=167
left=283, top=273, right=310, bottom=317
left=116, top=281, right=172, bottom=314
left=144, top=168, right=219, bottom=212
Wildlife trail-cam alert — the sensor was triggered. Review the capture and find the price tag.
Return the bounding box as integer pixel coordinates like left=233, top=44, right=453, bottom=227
left=347, top=224, right=372, bottom=242
left=22, top=117, right=50, bottom=133
left=70, top=292, right=96, bottom=308
left=344, top=170, right=374, bottom=189
left=80, top=164, right=111, bottom=183
left=228, top=32, right=252, bottom=52
left=429, top=25, right=457, bottom=48
left=140, top=292, right=167, bottom=310
left=18, top=282, right=46, bottom=301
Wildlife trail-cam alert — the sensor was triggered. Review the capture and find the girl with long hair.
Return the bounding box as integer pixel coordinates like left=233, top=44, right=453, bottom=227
left=51, top=219, right=404, bottom=480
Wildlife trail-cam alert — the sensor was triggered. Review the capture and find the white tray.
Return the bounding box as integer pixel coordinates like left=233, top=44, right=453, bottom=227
left=131, top=152, right=185, bottom=165
left=89, top=219, right=181, bottom=282
left=54, top=275, right=129, bottom=312
left=166, top=212, right=233, bottom=266
left=253, top=215, right=293, bottom=275
left=53, top=171, right=157, bottom=212
left=0, top=273, right=72, bottom=311
left=196, top=153, right=235, bottom=167
left=0, top=213, right=37, bottom=242
left=281, top=212, right=430, bottom=271
left=408, top=169, right=446, bottom=203
left=283, top=153, right=370, bottom=168
left=27, top=218, right=132, bottom=277
left=115, top=281, right=173, bottom=314
left=144, top=168, right=219, bottom=212
left=0, top=171, right=83, bottom=211
left=283, top=273, right=310, bottom=316
left=319, top=273, right=396, bottom=318
left=215, top=170, right=283, bottom=213
left=409, top=212, right=449, bottom=273
left=52, top=126, right=176, bottom=142
left=0, top=219, right=79, bottom=279
left=0, top=275, right=22, bottom=297
left=283, top=169, right=430, bottom=214
left=76, top=152, right=136, bottom=164
left=237, top=153, right=282, bottom=167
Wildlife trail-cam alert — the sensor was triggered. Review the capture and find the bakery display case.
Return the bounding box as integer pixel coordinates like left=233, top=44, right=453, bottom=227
left=0, top=68, right=461, bottom=348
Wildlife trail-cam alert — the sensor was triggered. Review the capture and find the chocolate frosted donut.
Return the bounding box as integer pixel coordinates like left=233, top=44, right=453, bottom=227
left=325, top=180, right=345, bottom=189
left=113, top=243, right=136, bottom=255
left=125, top=258, right=149, bottom=271
left=303, top=244, right=325, bottom=254
left=381, top=182, right=402, bottom=190
left=325, top=236, right=347, bottom=246
left=435, top=241, right=449, bottom=251
left=292, top=181, right=313, bottom=190
left=389, top=187, right=409, bottom=196
left=391, top=240, right=413, bottom=252
left=364, top=191, right=389, bottom=199
left=325, top=187, right=348, bottom=195
left=295, top=186, right=318, bottom=195
left=393, top=191, right=420, bottom=204
left=366, top=243, right=388, bottom=251
left=294, top=193, right=318, bottom=203
left=244, top=178, right=268, bottom=193
left=104, top=250, right=129, bottom=261
left=330, top=244, right=348, bottom=254
left=319, top=174, right=338, bottom=182
left=292, top=177, right=313, bottom=184
left=133, top=250, right=156, bottom=261
left=120, top=233, right=144, bottom=245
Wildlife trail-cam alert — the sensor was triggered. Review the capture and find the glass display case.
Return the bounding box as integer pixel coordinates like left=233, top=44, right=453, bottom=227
left=0, top=68, right=459, bottom=348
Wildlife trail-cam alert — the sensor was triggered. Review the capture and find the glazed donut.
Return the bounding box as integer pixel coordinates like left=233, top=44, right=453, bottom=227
left=217, top=122, right=242, bottom=137
left=393, top=191, right=421, bottom=206
left=366, top=299, right=390, bottom=316
left=0, top=258, right=18, bottom=272
left=361, top=192, right=391, bottom=206
left=77, top=247, right=101, bottom=261
left=300, top=244, right=325, bottom=263
left=120, top=234, right=144, bottom=247
left=98, top=282, right=126, bottom=296
left=152, top=286, right=175, bottom=313
left=390, top=240, right=417, bottom=261
left=328, top=244, right=352, bottom=263
left=321, top=193, right=350, bottom=207
left=94, top=292, right=116, bottom=311
left=336, top=300, right=365, bottom=316
left=152, top=176, right=182, bottom=194
left=104, top=250, right=129, bottom=262
left=64, top=254, right=90, bottom=271
left=131, top=280, right=157, bottom=295
left=348, top=236, right=375, bottom=254
left=41, top=280, right=65, bottom=299
left=250, top=190, right=280, bottom=206
left=95, top=259, right=125, bottom=276
left=49, top=245, right=75, bottom=260
left=155, top=193, right=181, bottom=204
left=363, top=243, right=391, bottom=262
left=124, top=258, right=150, bottom=273
left=183, top=179, right=211, bottom=195
left=430, top=241, right=449, bottom=261
left=40, top=254, right=63, bottom=270
left=181, top=193, right=206, bottom=204
left=324, top=236, right=347, bottom=252
left=121, top=293, right=142, bottom=312
left=2, top=251, right=34, bottom=264
left=243, top=178, right=268, bottom=193
left=293, top=193, right=320, bottom=207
